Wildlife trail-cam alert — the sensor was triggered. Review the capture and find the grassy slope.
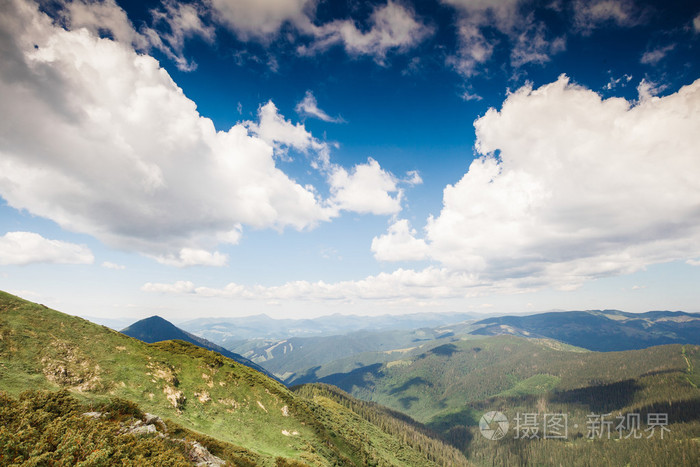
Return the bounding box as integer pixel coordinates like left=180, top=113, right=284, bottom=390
left=298, top=335, right=699, bottom=424
left=288, top=334, right=700, bottom=465
left=0, top=291, right=464, bottom=466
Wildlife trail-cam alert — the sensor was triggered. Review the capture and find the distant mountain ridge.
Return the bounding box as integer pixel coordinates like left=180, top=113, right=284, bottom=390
left=179, top=311, right=478, bottom=346
left=120, top=315, right=278, bottom=382
left=470, top=309, right=700, bottom=351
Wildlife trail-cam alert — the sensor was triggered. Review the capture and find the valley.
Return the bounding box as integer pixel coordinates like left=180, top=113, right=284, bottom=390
left=2, top=290, right=699, bottom=465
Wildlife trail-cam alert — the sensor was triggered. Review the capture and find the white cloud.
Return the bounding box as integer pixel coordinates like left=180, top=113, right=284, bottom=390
left=404, top=170, right=423, bottom=185
left=151, top=248, right=228, bottom=267
left=301, top=1, right=433, bottom=62
left=510, top=21, right=566, bottom=67
left=101, top=261, right=126, bottom=270
left=0, top=232, right=94, bottom=265
left=0, top=0, right=334, bottom=262
left=56, top=0, right=208, bottom=72
left=142, top=280, right=196, bottom=294
left=58, top=0, right=149, bottom=49
left=245, top=101, right=331, bottom=167
left=142, top=267, right=485, bottom=301
left=687, top=259, right=700, bottom=267
left=329, top=158, right=403, bottom=215
left=461, top=90, right=483, bottom=101
left=295, top=91, right=343, bottom=123
left=376, top=75, right=700, bottom=290
left=371, top=220, right=429, bottom=261
left=604, top=73, right=633, bottom=90
left=640, top=44, right=675, bottom=65
left=441, top=0, right=564, bottom=75
left=636, top=78, right=667, bottom=101
left=147, top=0, right=215, bottom=71
left=208, top=0, right=314, bottom=41
left=573, top=0, right=643, bottom=34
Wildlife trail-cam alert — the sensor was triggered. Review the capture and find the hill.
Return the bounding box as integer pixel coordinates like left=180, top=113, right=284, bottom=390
left=232, top=326, right=460, bottom=382
left=289, top=335, right=700, bottom=465
left=470, top=309, right=700, bottom=351
left=0, top=291, right=467, bottom=466
left=121, top=315, right=277, bottom=382
left=179, top=312, right=476, bottom=347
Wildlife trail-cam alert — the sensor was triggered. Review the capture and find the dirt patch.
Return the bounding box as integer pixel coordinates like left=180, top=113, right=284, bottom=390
left=41, top=341, right=103, bottom=392
left=163, top=385, right=186, bottom=411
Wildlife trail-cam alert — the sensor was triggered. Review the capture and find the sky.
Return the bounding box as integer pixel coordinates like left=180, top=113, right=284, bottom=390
left=1, top=0, right=700, bottom=322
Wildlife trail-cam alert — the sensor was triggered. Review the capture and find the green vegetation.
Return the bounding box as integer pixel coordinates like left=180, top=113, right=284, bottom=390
left=287, top=333, right=700, bottom=465
left=0, top=389, right=261, bottom=466
left=0, top=290, right=468, bottom=466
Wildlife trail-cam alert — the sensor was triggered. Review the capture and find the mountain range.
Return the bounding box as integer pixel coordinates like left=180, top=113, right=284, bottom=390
left=2, top=291, right=699, bottom=465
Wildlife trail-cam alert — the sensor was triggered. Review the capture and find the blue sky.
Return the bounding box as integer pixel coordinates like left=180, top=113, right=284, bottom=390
left=1, top=0, right=700, bottom=321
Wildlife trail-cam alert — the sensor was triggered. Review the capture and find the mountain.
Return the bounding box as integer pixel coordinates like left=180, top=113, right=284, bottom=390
left=179, top=311, right=477, bottom=347
left=120, top=315, right=277, bottom=382
left=232, top=326, right=463, bottom=382
left=470, top=309, right=700, bottom=351
left=290, top=334, right=700, bottom=465
left=0, top=290, right=467, bottom=466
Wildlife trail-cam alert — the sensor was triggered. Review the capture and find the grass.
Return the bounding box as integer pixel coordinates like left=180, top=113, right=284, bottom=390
left=0, top=290, right=465, bottom=466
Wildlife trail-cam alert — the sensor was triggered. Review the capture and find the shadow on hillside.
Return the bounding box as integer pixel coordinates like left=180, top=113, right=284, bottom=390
left=317, top=363, right=384, bottom=391
left=429, top=343, right=460, bottom=357
left=287, top=366, right=322, bottom=385
left=633, top=398, right=700, bottom=424
left=551, top=379, right=641, bottom=413
left=390, top=376, right=434, bottom=395
left=399, top=396, right=419, bottom=409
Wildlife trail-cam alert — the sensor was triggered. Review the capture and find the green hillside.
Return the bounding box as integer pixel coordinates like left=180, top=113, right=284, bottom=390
left=233, top=327, right=461, bottom=382
left=121, top=315, right=278, bottom=381
left=299, top=335, right=697, bottom=422
left=0, top=291, right=467, bottom=466
left=471, top=309, right=700, bottom=351
left=289, top=335, right=700, bottom=465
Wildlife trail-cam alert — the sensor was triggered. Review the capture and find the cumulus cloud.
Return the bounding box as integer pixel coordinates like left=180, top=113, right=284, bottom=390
left=245, top=101, right=331, bottom=167
left=208, top=0, right=314, bottom=41
left=55, top=0, right=209, bottom=72
left=300, top=1, right=433, bottom=62
left=57, top=0, right=149, bottom=48
left=0, top=232, right=94, bottom=265
left=374, top=75, right=700, bottom=290
left=371, top=220, right=429, bottom=261
left=295, top=91, right=343, bottom=123
left=0, top=0, right=336, bottom=265
left=329, top=158, right=403, bottom=215
left=146, top=0, right=215, bottom=71
left=0, top=0, right=410, bottom=266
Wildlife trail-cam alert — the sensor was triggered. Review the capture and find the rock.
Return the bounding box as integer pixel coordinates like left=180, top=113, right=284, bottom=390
left=144, top=412, right=167, bottom=432
left=128, top=424, right=157, bottom=436
left=187, top=441, right=226, bottom=466
left=82, top=411, right=103, bottom=419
